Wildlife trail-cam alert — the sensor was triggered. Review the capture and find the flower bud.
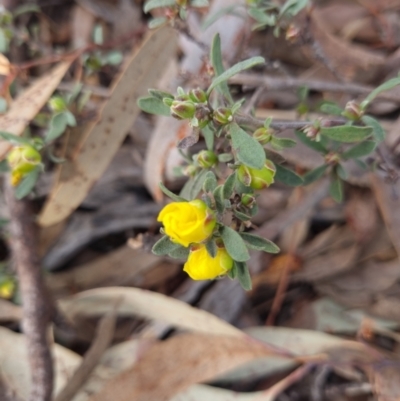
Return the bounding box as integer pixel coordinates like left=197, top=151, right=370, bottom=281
left=189, top=88, right=207, bottom=103
left=241, top=193, right=256, bottom=207
left=302, top=124, right=321, bottom=142
left=213, top=107, right=233, bottom=125
left=237, top=160, right=276, bottom=190
left=163, top=97, right=173, bottom=107
left=170, top=100, right=196, bottom=120
left=48, top=96, right=67, bottom=113
left=253, top=127, right=272, bottom=145
left=7, top=145, right=41, bottom=186
left=184, top=164, right=197, bottom=177
left=324, top=152, right=340, bottom=165
left=196, top=150, right=217, bottom=168
left=342, top=100, right=363, bottom=121
left=286, top=24, right=301, bottom=42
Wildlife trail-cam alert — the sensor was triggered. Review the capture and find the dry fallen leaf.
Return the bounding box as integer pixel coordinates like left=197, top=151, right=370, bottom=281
left=88, top=333, right=276, bottom=401
left=58, top=286, right=243, bottom=337
left=0, top=61, right=72, bottom=159
left=38, top=26, right=177, bottom=226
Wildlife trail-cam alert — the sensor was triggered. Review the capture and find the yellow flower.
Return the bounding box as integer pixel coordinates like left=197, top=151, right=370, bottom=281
left=183, top=244, right=233, bottom=280
left=7, top=145, right=41, bottom=186
left=157, top=199, right=216, bottom=247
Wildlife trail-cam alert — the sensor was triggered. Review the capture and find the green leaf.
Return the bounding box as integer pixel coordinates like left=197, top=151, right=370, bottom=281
left=275, top=164, right=303, bottom=186
left=0, top=131, right=30, bottom=145
left=203, top=171, right=218, bottom=193
left=15, top=167, right=40, bottom=199
left=319, top=102, right=343, bottom=116
left=207, top=56, right=265, bottom=95
left=295, top=130, right=328, bottom=154
left=303, top=164, right=329, bottom=185
left=159, top=182, right=188, bottom=202
left=148, top=17, right=167, bottom=29
left=336, top=164, right=348, bottom=180
left=227, top=263, right=237, bottom=279
left=220, top=226, right=250, bottom=262
left=223, top=173, right=236, bottom=199
left=190, top=0, right=209, bottom=7
left=279, top=0, right=309, bottom=17
left=202, top=5, right=242, bottom=29
left=320, top=125, right=372, bottom=143
left=93, top=24, right=103, bottom=45
left=106, top=50, right=123, bottom=65
left=270, top=136, right=296, bottom=151
left=45, top=112, right=68, bottom=142
left=144, top=0, right=175, bottom=13
left=205, top=239, right=217, bottom=258
left=152, top=235, right=181, bottom=256
left=213, top=185, right=225, bottom=214
left=180, top=169, right=209, bottom=200
left=0, top=29, right=9, bottom=53
left=341, top=140, right=376, bottom=159
left=210, top=34, right=233, bottom=103
left=229, top=123, right=265, bottom=169
left=239, top=232, right=280, bottom=253
left=65, top=111, right=76, bottom=127
left=218, top=153, right=233, bottom=162
left=13, top=4, right=41, bottom=16
left=233, top=210, right=251, bottom=221
left=235, top=261, right=252, bottom=290
left=202, top=125, right=214, bottom=150
left=168, top=246, right=190, bottom=260
left=0, top=97, right=7, bottom=113
left=138, top=96, right=171, bottom=116
left=0, top=160, right=9, bottom=172
left=361, top=115, right=385, bottom=142
left=329, top=174, right=343, bottom=202
left=362, top=76, right=400, bottom=107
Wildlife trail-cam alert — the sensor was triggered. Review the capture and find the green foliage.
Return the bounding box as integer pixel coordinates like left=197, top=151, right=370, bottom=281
left=220, top=225, right=250, bottom=262
left=213, top=185, right=225, bottom=214
left=152, top=235, right=182, bottom=255
left=235, top=261, right=252, bottom=290
left=320, top=125, right=372, bottom=143
left=180, top=169, right=209, bottom=200
left=329, top=173, right=343, bottom=202
left=361, top=115, right=385, bottom=142
left=274, top=164, right=303, bottom=186
left=0, top=132, right=31, bottom=146
left=205, top=239, right=217, bottom=258
left=361, top=76, right=400, bottom=108
left=303, top=164, right=329, bottom=185
left=137, top=96, right=171, bottom=116
left=239, top=232, right=280, bottom=253
left=223, top=173, right=236, bottom=199
left=341, top=140, right=376, bottom=159
left=203, top=171, right=218, bottom=193
left=295, top=130, right=328, bottom=154
left=15, top=167, right=40, bottom=199
left=144, top=0, right=176, bottom=13
left=159, top=182, right=188, bottom=202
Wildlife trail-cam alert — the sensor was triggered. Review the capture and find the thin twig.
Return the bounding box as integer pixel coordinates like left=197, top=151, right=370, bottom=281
left=54, top=306, right=118, bottom=401
left=4, top=181, right=53, bottom=401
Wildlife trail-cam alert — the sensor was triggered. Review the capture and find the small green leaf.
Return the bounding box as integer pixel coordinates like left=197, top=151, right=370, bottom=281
left=144, top=0, right=175, bottom=13
left=329, top=174, right=343, bottom=202
left=159, top=182, right=188, bottom=202
left=361, top=115, right=385, bottom=142
left=148, top=17, right=167, bottom=29
left=106, top=51, right=124, bottom=65
left=205, top=239, right=217, bottom=258
left=188, top=169, right=209, bottom=200
left=279, top=0, right=309, bottom=17
left=203, top=171, right=218, bottom=193
left=227, top=262, right=237, bottom=279
left=233, top=210, right=251, bottom=221
left=319, top=102, right=343, bottom=115
left=229, top=123, right=266, bottom=169
left=303, top=164, right=329, bottom=185
left=295, top=130, right=328, bottom=154
left=65, top=111, right=77, bottom=127
left=362, top=76, right=400, bottom=107
left=210, top=34, right=233, bottom=103
left=341, top=140, right=376, bottom=159
left=152, top=235, right=181, bottom=256
left=207, top=56, right=265, bottom=95
left=0, top=160, right=9, bottom=172
left=15, top=167, right=40, bottom=199
left=202, top=125, right=214, bottom=150
left=0, top=131, right=31, bottom=145
left=320, top=125, right=372, bottom=143
left=235, top=261, right=252, bottom=290
left=190, top=0, right=209, bottom=7
left=275, top=164, right=303, bottom=186
left=45, top=112, right=68, bottom=142
left=336, top=164, right=348, bottom=180
left=218, top=153, right=233, bottom=162
left=239, top=232, right=280, bottom=253
left=93, top=24, right=103, bottom=45
left=213, top=185, right=225, bottom=214
left=223, top=173, right=236, bottom=199
left=270, top=136, right=297, bottom=151
left=138, top=96, right=171, bottom=116
left=220, top=225, right=250, bottom=262
left=168, top=246, right=190, bottom=260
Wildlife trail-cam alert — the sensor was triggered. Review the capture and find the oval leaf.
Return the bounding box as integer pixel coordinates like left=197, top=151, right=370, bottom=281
left=152, top=235, right=181, bottom=256
left=341, top=140, right=376, bottom=159
left=275, top=164, right=303, bottom=186
left=220, top=226, right=250, bottom=262
left=361, top=115, right=385, bottom=142
left=235, top=261, right=252, bottom=290
left=320, top=125, right=372, bottom=143
left=239, top=232, right=280, bottom=253
left=138, top=96, right=171, bottom=116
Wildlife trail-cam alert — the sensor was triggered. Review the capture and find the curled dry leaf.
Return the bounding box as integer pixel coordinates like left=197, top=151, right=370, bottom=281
left=88, top=333, right=277, bottom=401
left=58, top=286, right=243, bottom=337
left=0, top=61, right=72, bottom=159
left=38, top=26, right=177, bottom=226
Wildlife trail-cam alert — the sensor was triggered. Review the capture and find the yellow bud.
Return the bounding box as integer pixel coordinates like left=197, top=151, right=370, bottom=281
left=237, top=160, right=276, bottom=190
left=183, top=244, right=233, bottom=280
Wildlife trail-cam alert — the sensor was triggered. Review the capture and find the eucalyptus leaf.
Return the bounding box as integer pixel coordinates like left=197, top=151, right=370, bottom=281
left=220, top=226, right=250, bottom=262
left=239, top=232, right=280, bottom=253
left=235, top=261, right=252, bottom=290
left=15, top=167, right=40, bottom=199
left=229, top=123, right=265, bottom=169
left=152, top=235, right=181, bottom=256
left=303, top=164, right=329, bottom=185
left=138, top=96, right=171, bottom=116
left=275, top=164, right=303, bottom=186
left=207, top=56, right=265, bottom=95
left=223, top=173, right=236, bottom=199
left=295, top=130, right=328, bottom=154
left=159, top=182, right=188, bottom=202
left=320, top=125, right=372, bottom=143
left=341, top=140, right=376, bottom=159
left=144, top=0, right=175, bottom=13
left=361, top=115, right=385, bottom=142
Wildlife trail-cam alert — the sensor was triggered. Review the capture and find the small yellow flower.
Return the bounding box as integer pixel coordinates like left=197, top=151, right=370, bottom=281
left=183, top=244, right=233, bottom=280
left=7, top=145, right=41, bottom=186
left=157, top=199, right=216, bottom=247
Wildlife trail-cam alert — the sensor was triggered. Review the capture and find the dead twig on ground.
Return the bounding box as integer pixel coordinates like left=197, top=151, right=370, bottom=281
left=4, top=181, right=53, bottom=401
